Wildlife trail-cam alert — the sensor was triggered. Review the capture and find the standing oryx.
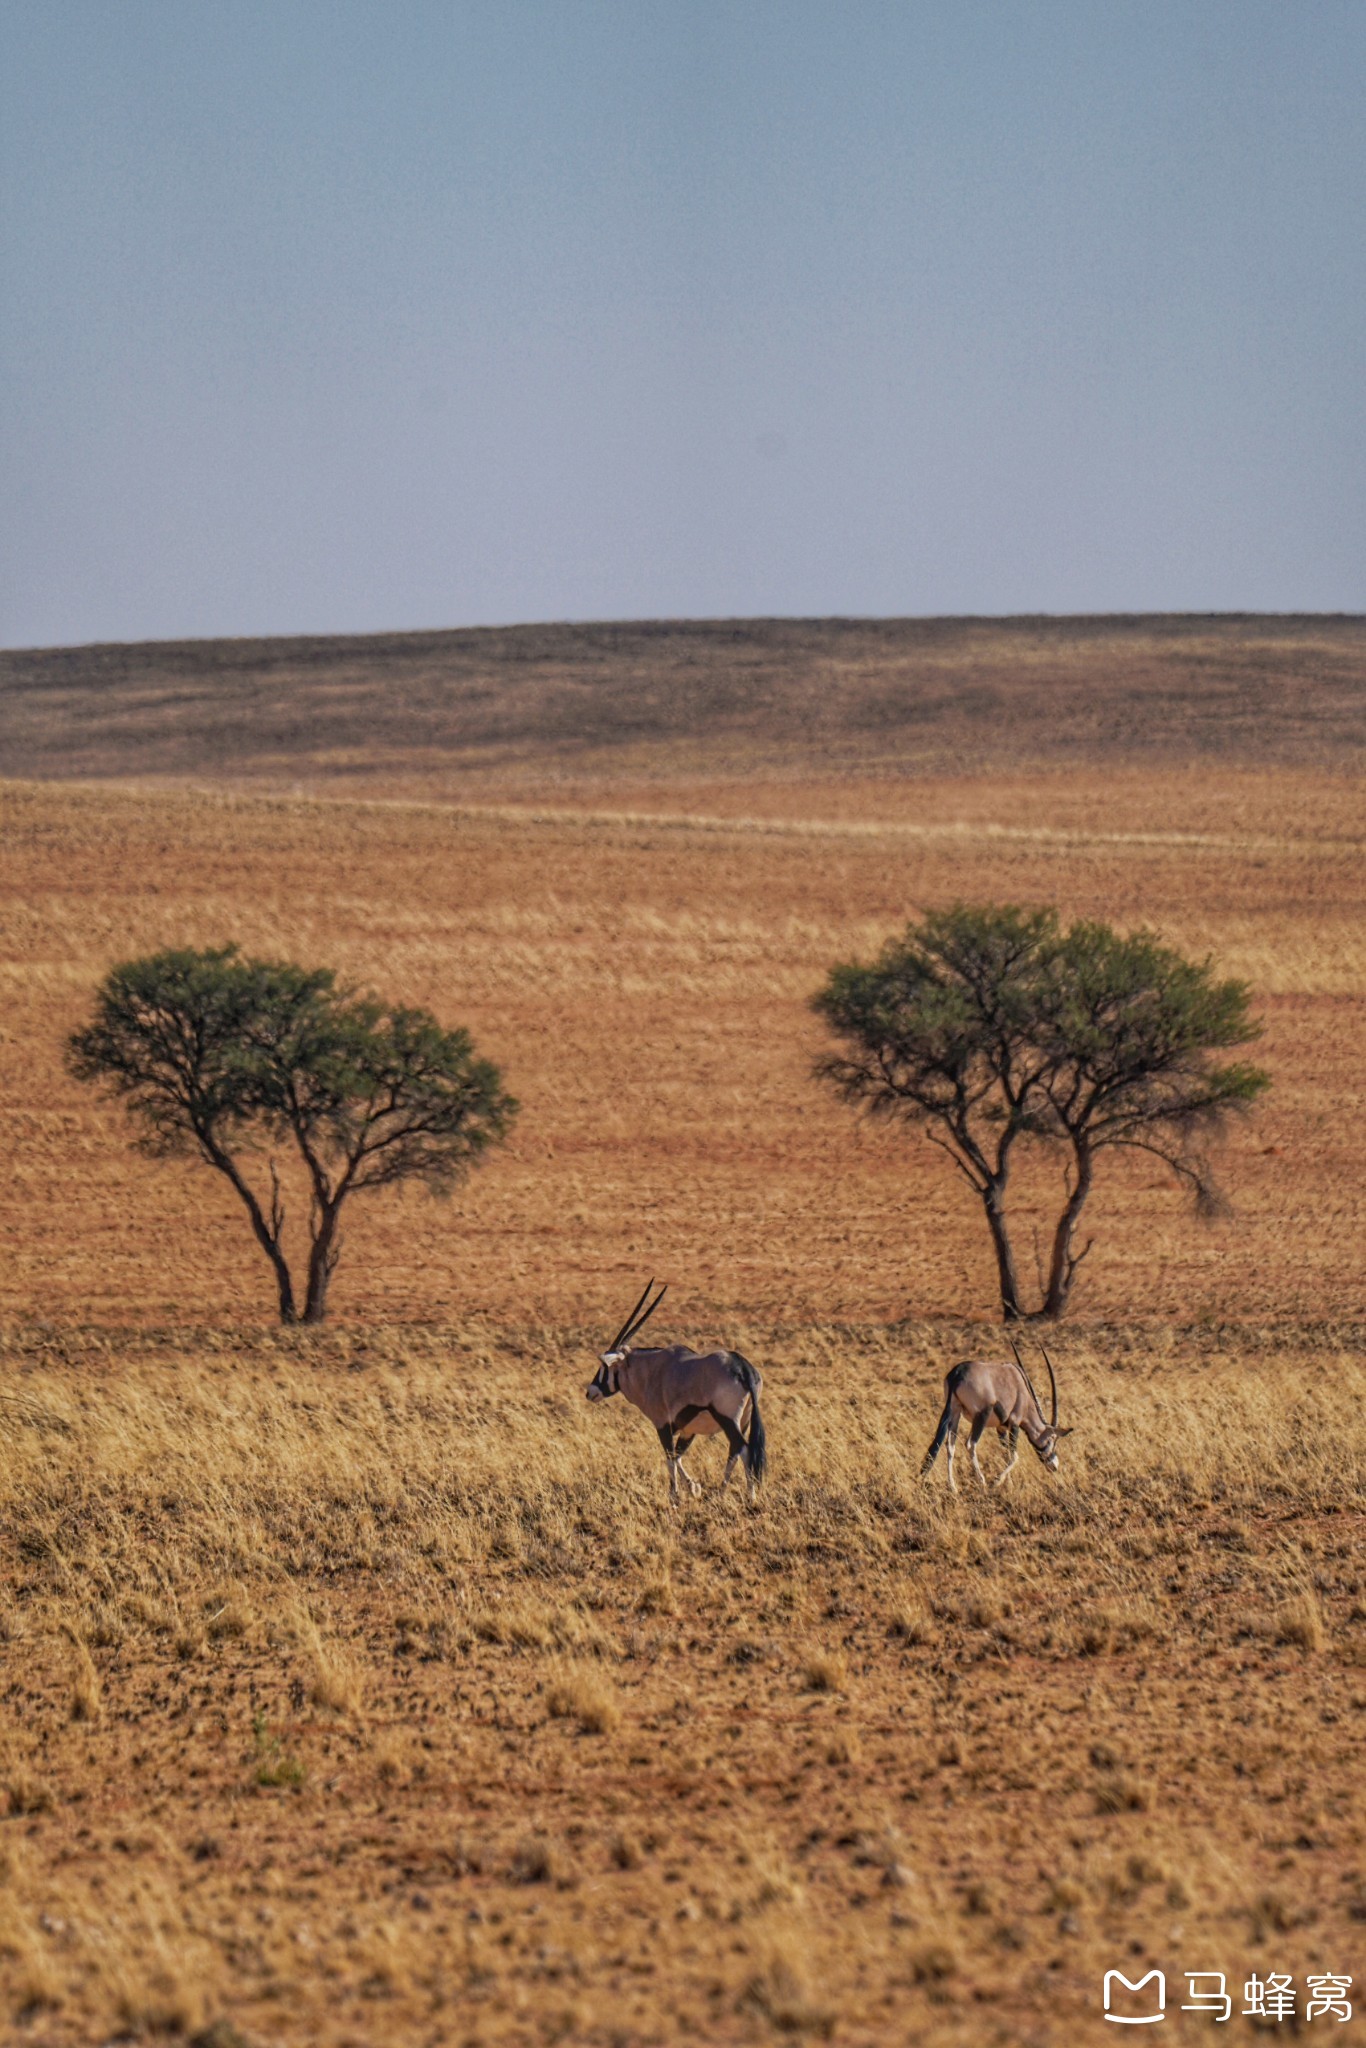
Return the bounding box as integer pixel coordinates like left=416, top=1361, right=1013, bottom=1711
left=920, top=1337, right=1072, bottom=1491
left=585, top=1279, right=767, bottom=1502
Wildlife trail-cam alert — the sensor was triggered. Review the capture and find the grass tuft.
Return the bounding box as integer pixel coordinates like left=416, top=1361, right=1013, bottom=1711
left=544, top=1660, right=620, bottom=1734
left=800, top=1649, right=848, bottom=1694
left=1274, top=1591, right=1326, bottom=1652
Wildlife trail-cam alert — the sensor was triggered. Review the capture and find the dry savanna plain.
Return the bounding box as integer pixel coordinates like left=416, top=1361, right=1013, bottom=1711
left=0, top=616, right=1364, bottom=2046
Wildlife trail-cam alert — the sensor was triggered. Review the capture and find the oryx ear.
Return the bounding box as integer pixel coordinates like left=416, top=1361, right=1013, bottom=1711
left=1056, top=1426, right=1076, bottom=1437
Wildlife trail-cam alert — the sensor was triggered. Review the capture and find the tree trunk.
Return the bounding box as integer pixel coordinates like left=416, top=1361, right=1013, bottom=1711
left=1042, top=1145, right=1094, bottom=1319
left=206, top=1145, right=297, bottom=1322
left=982, top=1183, right=1025, bottom=1320
left=242, top=1206, right=297, bottom=1323
left=303, top=1202, right=341, bottom=1324
left=267, top=1245, right=298, bottom=1324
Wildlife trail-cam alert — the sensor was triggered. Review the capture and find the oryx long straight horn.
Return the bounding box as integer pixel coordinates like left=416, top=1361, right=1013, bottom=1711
left=1006, top=1334, right=1045, bottom=1423
left=1039, top=1345, right=1060, bottom=1431
left=606, top=1277, right=667, bottom=1357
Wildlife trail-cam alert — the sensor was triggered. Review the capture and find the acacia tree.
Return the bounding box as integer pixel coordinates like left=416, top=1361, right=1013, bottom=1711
left=68, top=946, right=517, bottom=1323
left=812, top=904, right=1268, bottom=1320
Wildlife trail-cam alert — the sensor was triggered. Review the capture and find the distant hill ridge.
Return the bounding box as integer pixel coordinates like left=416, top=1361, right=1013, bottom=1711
left=2, top=614, right=1363, bottom=783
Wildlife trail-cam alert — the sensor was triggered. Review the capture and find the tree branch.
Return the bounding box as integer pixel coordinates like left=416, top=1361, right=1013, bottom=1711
left=1064, top=1234, right=1095, bottom=1287
left=925, top=1128, right=986, bottom=1192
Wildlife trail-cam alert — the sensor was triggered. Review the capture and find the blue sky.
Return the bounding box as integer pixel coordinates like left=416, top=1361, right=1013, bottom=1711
left=3, top=1, right=1364, bottom=646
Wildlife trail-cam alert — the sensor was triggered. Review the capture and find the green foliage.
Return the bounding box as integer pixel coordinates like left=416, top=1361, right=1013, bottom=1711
left=68, top=947, right=334, bottom=1157
left=814, top=904, right=1060, bottom=1131
left=813, top=903, right=1269, bottom=1317
left=1036, top=922, right=1269, bottom=1190
left=68, top=944, right=517, bottom=1321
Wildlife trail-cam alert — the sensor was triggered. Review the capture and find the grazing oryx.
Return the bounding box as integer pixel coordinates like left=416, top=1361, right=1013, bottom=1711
left=920, top=1337, right=1072, bottom=1492
left=585, top=1279, right=767, bottom=1502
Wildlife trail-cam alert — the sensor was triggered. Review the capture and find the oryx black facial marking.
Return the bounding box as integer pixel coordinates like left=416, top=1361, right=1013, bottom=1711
left=586, top=1357, right=620, bottom=1403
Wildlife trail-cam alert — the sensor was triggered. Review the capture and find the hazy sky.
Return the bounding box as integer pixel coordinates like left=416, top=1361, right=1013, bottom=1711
left=3, top=2, right=1364, bottom=647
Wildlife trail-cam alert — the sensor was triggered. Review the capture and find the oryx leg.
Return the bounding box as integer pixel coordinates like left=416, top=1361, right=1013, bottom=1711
left=670, top=1406, right=710, bottom=1497
left=968, top=1411, right=992, bottom=1489
left=994, top=1421, right=1020, bottom=1489
left=673, top=1434, right=701, bottom=1499
left=943, top=1409, right=962, bottom=1493
left=715, top=1411, right=753, bottom=1499
left=656, top=1423, right=681, bottom=1501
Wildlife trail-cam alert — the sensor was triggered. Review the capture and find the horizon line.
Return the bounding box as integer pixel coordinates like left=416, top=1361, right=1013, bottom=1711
left=6, top=608, right=1366, bottom=661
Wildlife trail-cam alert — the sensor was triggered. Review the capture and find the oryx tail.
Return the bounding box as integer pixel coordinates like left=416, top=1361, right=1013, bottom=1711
left=732, top=1351, right=767, bottom=1484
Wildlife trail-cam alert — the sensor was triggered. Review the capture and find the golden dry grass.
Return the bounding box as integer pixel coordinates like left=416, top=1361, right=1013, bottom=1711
left=1, top=616, right=1364, bottom=2042
left=2, top=1324, right=1365, bottom=2046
